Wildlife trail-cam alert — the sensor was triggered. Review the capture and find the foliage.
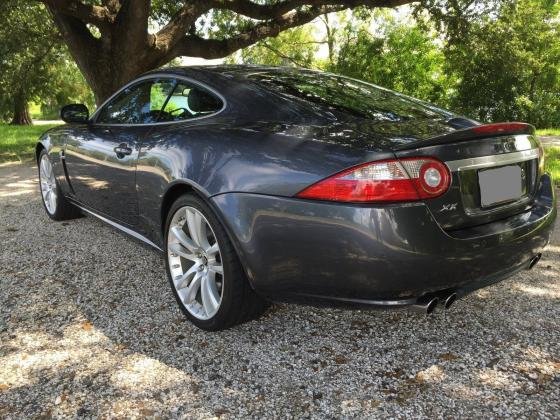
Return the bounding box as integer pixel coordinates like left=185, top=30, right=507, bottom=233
left=226, top=26, right=320, bottom=68
left=230, top=1, right=559, bottom=128
left=544, top=146, right=560, bottom=187
left=37, top=0, right=422, bottom=103
left=0, top=1, right=94, bottom=123
left=537, top=128, right=560, bottom=136
left=331, top=15, right=454, bottom=107
left=445, top=0, right=560, bottom=126
left=0, top=124, right=60, bottom=162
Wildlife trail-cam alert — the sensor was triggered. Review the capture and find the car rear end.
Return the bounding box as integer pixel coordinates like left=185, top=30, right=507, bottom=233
left=209, top=68, right=556, bottom=309
left=390, top=123, right=556, bottom=301
left=212, top=122, right=556, bottom=310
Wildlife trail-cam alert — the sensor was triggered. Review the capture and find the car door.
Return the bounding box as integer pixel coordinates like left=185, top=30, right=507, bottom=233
left=64, top=78, right=176, bottom=226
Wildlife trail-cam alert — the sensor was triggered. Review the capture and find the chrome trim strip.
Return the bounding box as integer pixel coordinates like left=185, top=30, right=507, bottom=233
left=446, top=149, right=539, bottom=172
left=76, top=204, right=163, bottom=251
left=89, top=73, right=227, bottom=126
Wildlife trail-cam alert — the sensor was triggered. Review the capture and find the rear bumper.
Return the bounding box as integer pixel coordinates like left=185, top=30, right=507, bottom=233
left=211, top=174, right=556, bottom=306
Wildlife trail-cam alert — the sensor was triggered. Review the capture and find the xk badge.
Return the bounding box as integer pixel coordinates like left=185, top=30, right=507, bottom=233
left=440, top=203, right=458, bottom=212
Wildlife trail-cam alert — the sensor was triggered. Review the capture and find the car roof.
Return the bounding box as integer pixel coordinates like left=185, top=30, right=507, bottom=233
left=145, top=64, right=319, bottom=83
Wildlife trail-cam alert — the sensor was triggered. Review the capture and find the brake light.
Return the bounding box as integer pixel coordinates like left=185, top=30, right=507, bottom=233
left=471, top=122, right=531, bottom=135
left=296, top=157, right=451, bottom=203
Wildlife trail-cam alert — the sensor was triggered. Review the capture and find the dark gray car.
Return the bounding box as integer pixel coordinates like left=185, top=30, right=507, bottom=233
left=36, top=66, right=557, bottom=330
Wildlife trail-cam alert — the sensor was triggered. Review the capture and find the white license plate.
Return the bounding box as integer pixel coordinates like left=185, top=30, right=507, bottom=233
left=478, top=165, right=523, bottom=207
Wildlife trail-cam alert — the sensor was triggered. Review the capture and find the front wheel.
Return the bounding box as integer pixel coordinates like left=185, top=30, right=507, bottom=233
left=164, top=194, right=269, bottom=331
left=38, top=150, right=80, bottom=221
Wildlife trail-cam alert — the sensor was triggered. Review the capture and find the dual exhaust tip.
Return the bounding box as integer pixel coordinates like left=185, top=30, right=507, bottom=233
left=413, top=252, right=543, bottom=315
left=413, top=292, right=457, bottom=315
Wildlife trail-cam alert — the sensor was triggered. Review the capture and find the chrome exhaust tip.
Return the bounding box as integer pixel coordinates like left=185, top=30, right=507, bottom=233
left=443, top=293, right=457, bottom=309
left=529, top=253, right=542, bottom=269
left=412, top=296, right=439, bottom=314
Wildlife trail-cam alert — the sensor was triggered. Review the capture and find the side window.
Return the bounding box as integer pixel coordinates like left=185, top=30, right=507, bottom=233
left=96, top=79, right=175, bottom=124
left=160, top=81, right=223, bottom=122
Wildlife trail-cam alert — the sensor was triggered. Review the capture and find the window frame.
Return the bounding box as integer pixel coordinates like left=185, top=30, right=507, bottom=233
left=90, top=74, right=227, bottom=127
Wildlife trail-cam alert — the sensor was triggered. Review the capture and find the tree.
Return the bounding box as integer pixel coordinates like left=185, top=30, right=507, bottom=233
left=445, top=0, right=560, bottom=126
left=0, top=1, right=94, bottom=125
left=226, top=25, right=320, bottom=68
left=332, top=15, right=453, bottom=106
left=39, top=0, right=414, bottom=104
left=0, top=2, right=60, bottom=124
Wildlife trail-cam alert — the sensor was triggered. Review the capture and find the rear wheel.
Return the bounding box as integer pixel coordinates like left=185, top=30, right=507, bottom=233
left=38, top=150, right=80, bottom=221
left=164, top=194, right=269, bottom=330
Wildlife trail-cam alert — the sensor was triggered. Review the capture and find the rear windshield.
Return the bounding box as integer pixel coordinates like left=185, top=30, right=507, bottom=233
left=247, top=70, right=452, bottom=122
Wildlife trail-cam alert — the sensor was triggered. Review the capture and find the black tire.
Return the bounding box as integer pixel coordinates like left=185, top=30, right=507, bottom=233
left=38, top=149, right=81, bottom=221
left=164, top=194, right=269, bottom=331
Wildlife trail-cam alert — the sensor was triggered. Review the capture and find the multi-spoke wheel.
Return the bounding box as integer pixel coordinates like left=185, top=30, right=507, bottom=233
left=164, top=194, right=269, bottom=330
left=37, top=149, right=80, bottom=221
left=168, top=206, right=224, bottom=320
left=39, top=152, right=57, bottom=215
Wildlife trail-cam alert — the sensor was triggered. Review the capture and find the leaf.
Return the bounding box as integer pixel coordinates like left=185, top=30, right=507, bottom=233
left=439, top=352, right=459, bottom=361
left=334, top=355, right=349, bottom=364
left=80, top=321, right=93, bottom=331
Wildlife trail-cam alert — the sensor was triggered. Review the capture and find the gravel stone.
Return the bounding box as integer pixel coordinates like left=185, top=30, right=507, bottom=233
left=0, top=163, right=559, bottom=418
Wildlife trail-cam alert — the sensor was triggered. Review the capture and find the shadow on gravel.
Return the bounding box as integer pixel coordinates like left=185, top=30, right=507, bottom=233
left=1, top=165, right=559, bottom=418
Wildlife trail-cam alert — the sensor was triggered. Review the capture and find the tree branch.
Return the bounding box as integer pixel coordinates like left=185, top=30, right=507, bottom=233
left=44, top=5, right=104, bottom=90
left=155, top=0, right=212, bottom=53
left=159, top=0, right=413, bottom=60
left=262, top=41, right=309, bottom=67
left=114, top=0, right=151, bottom=52
left=155, top=0, right=413, bottom=58
left=170, top=5, right=347, bottom=60
left=102, top=0, right=122, bottom=15
left=41, top=0, right=114, bottom=28
left=209, top=0, right=414, bottom=19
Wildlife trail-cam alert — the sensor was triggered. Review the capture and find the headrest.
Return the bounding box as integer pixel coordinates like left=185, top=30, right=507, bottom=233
left=188, top=88, right=221, bottom=113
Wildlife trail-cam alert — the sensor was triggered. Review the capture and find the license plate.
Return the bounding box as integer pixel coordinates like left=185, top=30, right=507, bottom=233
left=478, top=165, right=523, bottom=207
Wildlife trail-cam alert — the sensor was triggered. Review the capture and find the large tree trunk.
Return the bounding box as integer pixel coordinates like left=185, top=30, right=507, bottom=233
left=10, top=91, right=32, bottom=126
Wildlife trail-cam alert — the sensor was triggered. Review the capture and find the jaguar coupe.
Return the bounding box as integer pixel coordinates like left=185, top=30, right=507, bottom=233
left=36, top=66, right=557, bottom=330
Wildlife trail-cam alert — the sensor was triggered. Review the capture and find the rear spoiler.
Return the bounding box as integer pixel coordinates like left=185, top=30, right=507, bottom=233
left=395, top=122, right=536, bottom=151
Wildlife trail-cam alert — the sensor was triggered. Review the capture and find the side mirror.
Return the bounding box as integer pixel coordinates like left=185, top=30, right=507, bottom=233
left=61, top=104, right=89, bottom=124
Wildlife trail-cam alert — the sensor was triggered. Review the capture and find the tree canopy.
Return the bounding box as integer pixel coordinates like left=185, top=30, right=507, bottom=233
left=230, top=0, right=560, bottom=127
left=0, top=1, right=93, bottom=124
left=2, top=0, right=558, bottom=128
left=40, top=0, right=414, bottom=103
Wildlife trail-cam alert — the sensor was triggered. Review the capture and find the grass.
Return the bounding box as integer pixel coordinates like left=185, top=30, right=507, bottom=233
left=544, top=146, right=560, bottom=187
left=536, top=128, right=560, bottom=136
left=0, top=124, right=60, bottom=163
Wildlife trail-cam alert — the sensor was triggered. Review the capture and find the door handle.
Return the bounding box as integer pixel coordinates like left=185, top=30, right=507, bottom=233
left=114, top=143, right=133, bottom=158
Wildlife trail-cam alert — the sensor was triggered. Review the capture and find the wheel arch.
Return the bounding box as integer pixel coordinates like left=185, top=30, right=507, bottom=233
left=160, top=180, right=208, bottom=236
left=35, top=142, right=47, bottom=163
left=160, top=181, right=258, bottom=291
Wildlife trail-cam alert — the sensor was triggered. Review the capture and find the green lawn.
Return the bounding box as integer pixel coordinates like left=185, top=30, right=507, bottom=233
left=536, top=128, right=560, bottom=136
left=0, top=124, right=60, bottom=163
left=544, top=146, right=560, bottom=187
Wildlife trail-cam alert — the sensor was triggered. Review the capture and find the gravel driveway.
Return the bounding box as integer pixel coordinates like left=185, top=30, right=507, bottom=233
left=1, top=163, right=559, bottom=419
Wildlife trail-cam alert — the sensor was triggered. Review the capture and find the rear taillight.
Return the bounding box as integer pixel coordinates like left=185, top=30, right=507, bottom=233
left=296, top=157, right=450, bottom=203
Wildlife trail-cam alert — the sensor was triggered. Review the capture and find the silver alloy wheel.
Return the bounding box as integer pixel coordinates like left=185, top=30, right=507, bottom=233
left=39, top=154, right=57, bottom=215
left=167, top=206, right=224, bottom=320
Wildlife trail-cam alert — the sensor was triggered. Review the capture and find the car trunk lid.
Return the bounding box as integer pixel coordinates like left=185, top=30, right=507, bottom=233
left=394, top=123, right=542, bottom=231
